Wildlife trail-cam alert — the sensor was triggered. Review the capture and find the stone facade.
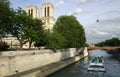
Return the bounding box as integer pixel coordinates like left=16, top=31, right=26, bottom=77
left=41, top=2, right=55, bottom=30
left=2, top=36, right=21, bottom=49
left=26, top=5, right=39, bottom=19
left=2, top=36, right=34, bottom=49
left=26, top=2, right=55, bottom=30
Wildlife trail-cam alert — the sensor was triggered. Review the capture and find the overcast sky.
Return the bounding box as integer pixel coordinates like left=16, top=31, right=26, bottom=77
left=10, top=0, right=120, bottom=44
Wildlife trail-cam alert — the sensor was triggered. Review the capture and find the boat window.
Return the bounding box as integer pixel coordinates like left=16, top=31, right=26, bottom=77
left=91, top=57, right=103, bottom=63
left=89, top=65, right=104, bottom=68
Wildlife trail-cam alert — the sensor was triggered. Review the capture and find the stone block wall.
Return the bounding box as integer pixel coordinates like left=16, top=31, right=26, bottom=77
left=0, top=48, right=86, bottom=77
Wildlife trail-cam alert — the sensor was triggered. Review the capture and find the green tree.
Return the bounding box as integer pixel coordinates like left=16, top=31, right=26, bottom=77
left=10, top=7, right=30, bottom=49
left=53, top=15, right=86, bottom=48
left=0, top=0, right=44, bottom=50
left=10, top=7, right=44, bottom=49
left=24, top=18, right=44, bottom=48
left=95, top=37, right=120, bottom=46
left=47, top=31, right=66, bottom=49
left=34, top=30, right=49, bottom=48
left=0, top=0, right=14, bottom=38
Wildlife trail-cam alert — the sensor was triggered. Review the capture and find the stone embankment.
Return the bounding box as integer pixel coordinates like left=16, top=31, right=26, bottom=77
left=0, top=47, right=88, bottom=77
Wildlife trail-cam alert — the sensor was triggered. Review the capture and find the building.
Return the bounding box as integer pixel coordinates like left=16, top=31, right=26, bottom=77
left=2, top=36, right=20, bottom=49
left=41, top=2, right=55, bottom=30
left=26, top=2, right=55, bottom=30
left=26, top=5, right=39, bottom=18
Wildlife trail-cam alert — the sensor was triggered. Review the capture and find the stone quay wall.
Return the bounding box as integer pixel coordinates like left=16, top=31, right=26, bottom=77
left=0, top=47, right=88, bottom=77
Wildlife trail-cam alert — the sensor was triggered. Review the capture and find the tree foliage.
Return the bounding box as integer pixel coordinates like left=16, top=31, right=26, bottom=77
left=0, top=0, right=14, bottom=38
left=47, top=31, right=66, bottom=49
left=95, top=37, right=120, bottom=46
left=34, top=30, right=48, bottom=47
left=24, top=18, right=44, bottom=48
left=34, top=15, right=86, bottom=49
left=0, top=0, right=86, bottom=50
left=10, top=8, right=44, bottom=49
left=0, top=0, right=44, bottom=49
left=53, top=15, right=86, bottom=48
left=10, top=7, right=30, bottom=49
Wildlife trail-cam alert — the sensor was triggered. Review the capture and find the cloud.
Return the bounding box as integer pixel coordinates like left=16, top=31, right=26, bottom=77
left=98, top=10, right=120, bottom=20
left=78, top=0, right=86, bottom=3
left=95, top=30, right=109, bottom=35
left=76, top=0, right=100, bottom=3
left=100, top=17, right=120, bottom=25
left=55, top=0, right=64, bottom=7
left=69, top=8, right=84, bottom=15
left=85, top=17, right=120, bottom=43
left=86, top=28, right=109, bottom=36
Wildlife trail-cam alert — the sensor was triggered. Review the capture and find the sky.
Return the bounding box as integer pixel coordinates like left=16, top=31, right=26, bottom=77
left=10, top=0, right=120, bottom=44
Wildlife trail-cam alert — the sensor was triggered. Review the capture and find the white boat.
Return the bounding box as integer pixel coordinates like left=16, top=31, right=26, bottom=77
left=87, top=56, right=105, bottom=72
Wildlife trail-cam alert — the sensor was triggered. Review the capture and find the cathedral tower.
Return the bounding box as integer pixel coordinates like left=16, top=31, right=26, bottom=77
left=41, top=2, right=55, bottom=30
left=26, top=5, right=39, bottom=18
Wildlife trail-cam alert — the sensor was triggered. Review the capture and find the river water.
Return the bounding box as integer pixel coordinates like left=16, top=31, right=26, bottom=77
left=48, top=50, right=120, bottom=77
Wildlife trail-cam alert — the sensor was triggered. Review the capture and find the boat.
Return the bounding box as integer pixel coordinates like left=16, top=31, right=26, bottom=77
left=87, top=56, right=105, bottom=72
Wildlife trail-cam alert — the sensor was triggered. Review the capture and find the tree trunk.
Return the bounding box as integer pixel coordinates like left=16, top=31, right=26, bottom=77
left=19, top=41, right=23, bottom=50
left=29, top=40, right=32, bottom=49
left=29, top=41, right=32, bottom=49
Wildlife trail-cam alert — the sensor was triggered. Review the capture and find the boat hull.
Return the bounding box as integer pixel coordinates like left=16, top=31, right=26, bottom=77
left=87, top=57, right=106, bottom=72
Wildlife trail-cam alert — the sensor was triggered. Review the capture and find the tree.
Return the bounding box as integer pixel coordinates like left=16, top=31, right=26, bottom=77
left=25, top=18, right=44, bottom=48
left=10, top=7, right=30, bottom=49
left=10, top=7, right=44, bottom=49
left=95, top=37, right=120, bottom=46
left=47, top=31, right=66, bottom=49
left=34, top=30, right=49, bottom=48
left=0, top=0, right=14, bottom=38
left=0, top=0, right=44, bottom=49
left=53, top=15, right=86, bottom=48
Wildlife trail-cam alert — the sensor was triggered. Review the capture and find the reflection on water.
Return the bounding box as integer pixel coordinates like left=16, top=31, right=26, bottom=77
left=48, top=50, right=120, bottom=77
left=83, top=57, right=89, bottom=64
left=90, top=50, right=111, bottom=58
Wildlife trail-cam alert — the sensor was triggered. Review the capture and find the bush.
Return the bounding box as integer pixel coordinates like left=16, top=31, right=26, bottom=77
left=0, top=41, right=9, bottom=51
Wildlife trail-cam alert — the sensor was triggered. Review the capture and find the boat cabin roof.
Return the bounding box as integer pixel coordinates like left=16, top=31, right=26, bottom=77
left=91, top=57, right=103, bottom=63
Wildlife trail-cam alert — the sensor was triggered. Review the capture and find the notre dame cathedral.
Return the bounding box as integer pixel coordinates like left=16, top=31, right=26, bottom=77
left=26, top=2, right=55, bottom=30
